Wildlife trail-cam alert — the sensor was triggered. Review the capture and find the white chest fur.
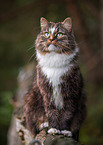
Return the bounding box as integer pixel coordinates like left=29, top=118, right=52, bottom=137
left=36, top=50, right=78, bottom=109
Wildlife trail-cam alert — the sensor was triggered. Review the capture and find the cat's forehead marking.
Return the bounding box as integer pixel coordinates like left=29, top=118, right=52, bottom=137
left=49, top=23, right=63, bottom=34
left=50, top=27, right=55, bottom=34
left=49, top=23, right=58, bottom=34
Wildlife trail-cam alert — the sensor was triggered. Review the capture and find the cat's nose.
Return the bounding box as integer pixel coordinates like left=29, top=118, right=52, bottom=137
left=49, top=36, right=54, bottom=41
left=47, top=36, right=55, bottom=45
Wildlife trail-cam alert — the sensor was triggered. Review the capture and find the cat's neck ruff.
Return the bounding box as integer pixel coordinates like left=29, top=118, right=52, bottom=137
left=36, top=48, right=78, bottom=86
left=36, top=48, right=78, bottom=68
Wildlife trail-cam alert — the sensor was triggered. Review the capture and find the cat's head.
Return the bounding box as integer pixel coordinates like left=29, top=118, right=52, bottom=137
left=35, top=17, right=77, bottom=55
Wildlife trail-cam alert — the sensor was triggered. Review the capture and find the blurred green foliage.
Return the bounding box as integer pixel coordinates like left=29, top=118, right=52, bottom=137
left=0, top=91, right=13, bottom=144
left=0, top=0, right=103, bottom=145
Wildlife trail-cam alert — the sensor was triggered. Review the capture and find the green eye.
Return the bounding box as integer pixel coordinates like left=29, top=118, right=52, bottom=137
left=44, top=32, right=49, bottom=37
left=57, top=33, right=63, bottom=38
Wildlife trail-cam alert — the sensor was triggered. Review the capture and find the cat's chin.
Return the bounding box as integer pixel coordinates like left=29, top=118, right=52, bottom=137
left=48, top=44, right=58, bottom=52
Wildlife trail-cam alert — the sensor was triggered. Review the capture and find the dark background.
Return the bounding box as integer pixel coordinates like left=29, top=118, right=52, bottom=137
left=0, top=0, right=103, bottom=145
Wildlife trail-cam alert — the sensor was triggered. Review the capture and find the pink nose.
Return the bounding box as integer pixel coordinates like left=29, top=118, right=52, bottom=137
left=49, top=36, right=54, bottom=41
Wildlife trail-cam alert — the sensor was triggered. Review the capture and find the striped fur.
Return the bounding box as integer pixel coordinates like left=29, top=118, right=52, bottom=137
left=24, top=18, right=87, bottom=141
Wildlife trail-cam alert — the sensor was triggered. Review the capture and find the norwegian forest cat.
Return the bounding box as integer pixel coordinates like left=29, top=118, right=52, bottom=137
left=24, top=17, right=87, bottom=141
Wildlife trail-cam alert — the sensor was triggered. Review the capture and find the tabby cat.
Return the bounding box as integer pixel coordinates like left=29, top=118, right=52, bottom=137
left=24, top=17, right=87, bottom=141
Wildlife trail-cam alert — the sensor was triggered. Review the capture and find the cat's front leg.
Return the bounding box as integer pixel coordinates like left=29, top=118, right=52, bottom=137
left=46, top=108, right=61, bottom=135
left=48, top=109, right=60, bottom=129
left=47, top=109, right=72, bottom=137
left=24, top=88, right=47, bottom=135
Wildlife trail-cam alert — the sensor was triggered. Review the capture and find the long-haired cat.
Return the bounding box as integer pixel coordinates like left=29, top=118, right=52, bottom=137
left=23, top=17, right=87, bottom=141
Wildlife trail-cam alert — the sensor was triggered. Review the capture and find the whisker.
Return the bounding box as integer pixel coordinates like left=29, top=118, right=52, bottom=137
left=57, top=44, right=70, bottom=54
left=41, top=45, right=46, bottom=52
left=60, top=46, right=65, bottom=55
left=61, top=41, right=78, bottom=50
left=57, top=41, right=73, bottom=51
left=56, top=42, right=75, bottom=54
left=61, top=41, right=78, bottom=46
left=27, top=53, right=36, bottom=64
left=60, top=46, right=69, bottom=56
left=27, top=44, right=35, bottom=52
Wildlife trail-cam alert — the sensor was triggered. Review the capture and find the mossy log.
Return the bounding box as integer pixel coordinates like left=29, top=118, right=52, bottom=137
left=44, top=135, right=81, bottom=145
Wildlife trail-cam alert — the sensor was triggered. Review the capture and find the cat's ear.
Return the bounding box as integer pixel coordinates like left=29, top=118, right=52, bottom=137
left=40, top=17, right=48, bottom=30
left=62, top=17, right=72, bottom=31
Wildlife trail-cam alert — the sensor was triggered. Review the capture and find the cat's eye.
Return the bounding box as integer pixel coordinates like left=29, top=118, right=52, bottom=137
left=56, top=33, right=63, bottom=38
left=44, top=32, right=49, bottom=38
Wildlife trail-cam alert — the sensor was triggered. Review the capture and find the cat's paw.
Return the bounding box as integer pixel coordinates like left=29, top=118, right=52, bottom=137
left=39, top=122, right=49, bottom=131
left=48, top=128, right=61, bottom=135
left=60, top=130, right=72, bottom=137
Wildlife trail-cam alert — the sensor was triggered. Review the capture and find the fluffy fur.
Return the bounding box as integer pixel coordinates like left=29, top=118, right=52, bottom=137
left=36, top=48, right=78, bottom=109
left=23, top=17, right=87, bottom=141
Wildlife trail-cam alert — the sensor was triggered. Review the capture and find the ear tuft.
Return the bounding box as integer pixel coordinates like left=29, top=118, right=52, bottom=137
left=40, top=17, right=48, bottom=29
left=62, top=17, right=72, bottom=31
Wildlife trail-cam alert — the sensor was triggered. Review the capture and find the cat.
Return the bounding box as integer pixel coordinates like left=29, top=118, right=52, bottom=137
left=23, top=17, right=87, bottom=141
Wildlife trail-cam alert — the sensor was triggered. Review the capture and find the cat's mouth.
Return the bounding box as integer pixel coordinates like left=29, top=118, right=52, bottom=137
left=47, top=44, right=58, bottom=52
